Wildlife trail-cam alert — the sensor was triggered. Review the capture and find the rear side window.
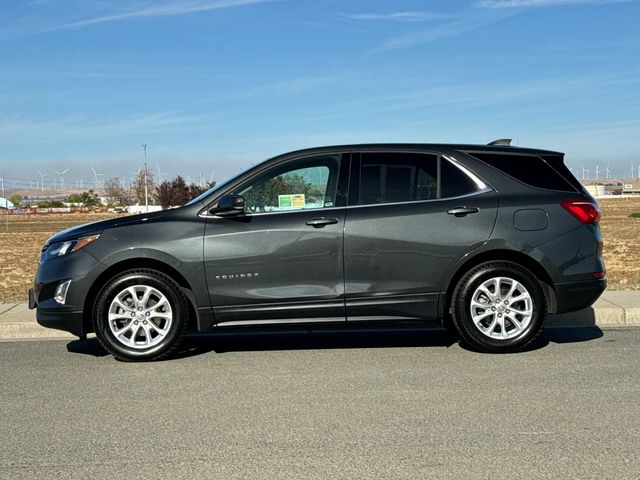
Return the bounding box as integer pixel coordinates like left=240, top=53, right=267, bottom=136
left=441, top=159, right=480, bottom=198
left=356, top=152, right=481, bottom=206
left=466, top=152, right=577, bottom=192
left=540, top=154, right=584, bottom=192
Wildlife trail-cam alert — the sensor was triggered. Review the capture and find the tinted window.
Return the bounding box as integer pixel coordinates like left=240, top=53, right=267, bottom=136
left=235, top=155, right=340, bottom=213
left=441, top=159, right=481, bottom=198
left=466, top=152, right=577, bottom=192
left=540, top=154, right=584, bottom=192
left=357, top=152, right=480, bottom=206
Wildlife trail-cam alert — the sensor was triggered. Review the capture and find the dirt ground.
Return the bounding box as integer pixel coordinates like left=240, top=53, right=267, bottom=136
left=1, top=198, right=639, bottom=303
left=0, top=213, right=119, bottom=303
left=597, top=197, right=640, bottom=290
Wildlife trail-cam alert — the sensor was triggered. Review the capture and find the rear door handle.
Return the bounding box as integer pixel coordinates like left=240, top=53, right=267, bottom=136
left=447, top=207, right=480, bottom=217
left=306, top=217, right=338, bottom=228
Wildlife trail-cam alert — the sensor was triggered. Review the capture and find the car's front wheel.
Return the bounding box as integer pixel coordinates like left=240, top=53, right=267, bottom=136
left=451, top=261, right=547, bottom=353
left=93, top=269, right=189, bottom=361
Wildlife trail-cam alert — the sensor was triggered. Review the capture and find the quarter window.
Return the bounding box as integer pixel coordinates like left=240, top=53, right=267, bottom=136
left=356, top=152, right=481, bottom=206
left=466, top=152, right=576, bottom=192
left=441, top=157, right=481, bottom=198
left=235, top=155, right=341, bottom=213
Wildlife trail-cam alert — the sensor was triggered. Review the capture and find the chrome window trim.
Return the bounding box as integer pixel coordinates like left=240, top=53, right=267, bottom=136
left=198, top=149, right=493, bottom=218
left=199, top=204, right=345, bottom=219
left=343, top=187, right=493, bottom=211
left=200, top=187, right=493, bottom=218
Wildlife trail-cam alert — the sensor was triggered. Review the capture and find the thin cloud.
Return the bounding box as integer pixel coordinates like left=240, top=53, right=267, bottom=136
left=280, top=68, right=640, bottom=125
left=340, top=11, right=446, bottom=22
left=0, top=112, right=202, bottom=144
left=5, top=0, right=279, bottom=37
left=479, top=0, right=634, bottom=8
left=242, top=75, right=344, bottom=98
left=371, top=11, right=515, bottom=52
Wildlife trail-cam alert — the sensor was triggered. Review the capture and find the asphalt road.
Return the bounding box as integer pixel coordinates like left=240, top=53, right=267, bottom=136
left=1, top=326, right=639, bottom=480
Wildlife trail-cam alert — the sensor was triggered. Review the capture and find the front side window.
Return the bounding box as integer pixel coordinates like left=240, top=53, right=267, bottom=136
left=356, top=152, right=481, bottom=206
left=234, top=154, right=341, bottom=213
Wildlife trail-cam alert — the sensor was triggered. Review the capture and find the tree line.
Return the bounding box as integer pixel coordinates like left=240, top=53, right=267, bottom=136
left=7, top=170, right=216, bottom=210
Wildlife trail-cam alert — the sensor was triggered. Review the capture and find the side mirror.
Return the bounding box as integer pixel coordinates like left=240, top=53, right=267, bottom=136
left=211, top=195, right=245, bottom=216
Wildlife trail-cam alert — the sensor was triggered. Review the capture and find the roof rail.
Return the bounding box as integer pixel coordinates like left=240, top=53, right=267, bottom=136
left=487, top=138, right=512, bottom=146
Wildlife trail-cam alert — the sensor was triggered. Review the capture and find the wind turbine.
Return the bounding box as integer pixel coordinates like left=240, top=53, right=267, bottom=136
left=142, top=143, right=149, bottom=213
left=129, top=168, right=141, bottom=188
left=156, top=164, right=168, bottom=183
left=605, top=165, right=611, bottom=180
left=581, top=165, right=588, bottom=180
left=53, top=169, right=69, bottom=188
left=36, top=170, right=46, bottom=191
left=594, top=165, right=600, bottom=181
left=90, top=167, right=104, bottom=188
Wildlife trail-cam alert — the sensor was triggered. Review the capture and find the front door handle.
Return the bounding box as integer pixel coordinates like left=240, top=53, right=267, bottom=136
left=447, top=206, right=480, bottom=217
left=306, top=217, right=338, bottom=228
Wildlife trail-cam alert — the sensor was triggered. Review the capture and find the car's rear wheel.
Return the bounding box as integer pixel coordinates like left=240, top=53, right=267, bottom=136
left=93, top=269, right=189, bottom=361
left=451, top=262, right=547, bottom=353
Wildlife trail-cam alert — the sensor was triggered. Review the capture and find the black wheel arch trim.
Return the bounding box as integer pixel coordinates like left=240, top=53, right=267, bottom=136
left=437, top=246, right=558, bottom=324
left=82, top=254, right=215, bottom=335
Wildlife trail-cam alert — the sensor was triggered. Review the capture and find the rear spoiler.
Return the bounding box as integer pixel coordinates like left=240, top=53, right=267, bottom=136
left=487, top=138, right=512, bottom=146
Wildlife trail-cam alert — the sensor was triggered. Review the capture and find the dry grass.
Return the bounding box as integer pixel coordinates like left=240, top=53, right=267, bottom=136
left=0, top=213, right=119, bottom=303
left=599, top=197, right=640, bottom=290
left=0, top=199, right=639, bottom=303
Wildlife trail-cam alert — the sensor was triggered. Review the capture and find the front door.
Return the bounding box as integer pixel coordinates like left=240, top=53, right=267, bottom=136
left=204, top=153, right=350, bottom=325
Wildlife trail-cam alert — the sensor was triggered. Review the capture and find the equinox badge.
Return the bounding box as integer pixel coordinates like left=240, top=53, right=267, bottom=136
left=215, top=273, right=260, bottom=280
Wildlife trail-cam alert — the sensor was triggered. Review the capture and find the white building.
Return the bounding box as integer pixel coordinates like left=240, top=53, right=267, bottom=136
left=0, top=197, right=15, bottom=209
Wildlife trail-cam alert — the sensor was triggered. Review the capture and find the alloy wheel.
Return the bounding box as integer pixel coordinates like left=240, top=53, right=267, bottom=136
left=107, top=285, right=173, bottom=349
left=469, top=276, right=533, bottom=340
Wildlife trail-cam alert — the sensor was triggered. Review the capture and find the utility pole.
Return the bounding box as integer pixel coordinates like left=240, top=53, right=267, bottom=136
left=1, top=173, right=7, bottom=231
left=142, top=143, right=149, bottom=213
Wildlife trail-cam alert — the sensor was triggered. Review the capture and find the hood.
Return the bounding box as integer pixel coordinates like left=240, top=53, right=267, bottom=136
left=46, top=209, right=170, bottom=245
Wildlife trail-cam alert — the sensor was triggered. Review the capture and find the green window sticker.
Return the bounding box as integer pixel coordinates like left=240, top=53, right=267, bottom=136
left=278, top=194, right=305, bottom=209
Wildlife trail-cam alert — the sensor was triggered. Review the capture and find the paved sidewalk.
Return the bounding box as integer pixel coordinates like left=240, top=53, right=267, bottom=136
left=1, top=290, right=639, bottom=341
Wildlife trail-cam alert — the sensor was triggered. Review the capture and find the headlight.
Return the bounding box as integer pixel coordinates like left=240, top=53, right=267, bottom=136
left=41, top=234, right=100, bottom=263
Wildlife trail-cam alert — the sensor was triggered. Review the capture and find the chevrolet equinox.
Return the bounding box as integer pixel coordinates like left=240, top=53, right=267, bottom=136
left=30, top=141, right=606, bottom=360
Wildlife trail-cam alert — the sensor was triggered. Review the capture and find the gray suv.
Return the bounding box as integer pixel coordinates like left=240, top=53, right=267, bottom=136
left=30, top=141, right=606, bottom=360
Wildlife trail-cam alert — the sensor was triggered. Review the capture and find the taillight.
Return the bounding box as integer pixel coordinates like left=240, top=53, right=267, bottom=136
left=560, top=199, right=601, bottom=224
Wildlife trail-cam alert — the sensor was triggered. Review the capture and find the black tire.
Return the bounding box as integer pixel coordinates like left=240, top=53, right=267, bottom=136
left=93, top=269, right=189, bottom=361
left=451, top=261, right=547, bottom=353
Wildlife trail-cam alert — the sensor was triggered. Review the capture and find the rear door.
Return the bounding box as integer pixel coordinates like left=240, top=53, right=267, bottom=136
left=344, top=150, right=498, bottom=321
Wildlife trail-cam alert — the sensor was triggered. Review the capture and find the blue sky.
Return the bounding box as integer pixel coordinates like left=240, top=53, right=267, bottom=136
left=1, top=0, right=639, bottom=187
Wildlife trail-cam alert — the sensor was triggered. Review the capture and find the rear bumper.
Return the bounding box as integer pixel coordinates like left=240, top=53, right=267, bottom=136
left=555, top=278, right=607, bottom=314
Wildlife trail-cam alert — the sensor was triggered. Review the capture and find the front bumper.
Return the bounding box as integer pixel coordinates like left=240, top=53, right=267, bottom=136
left=29, top=286, right=85, bottom=337
left=30, top=249, right=104, bottom=337
left=36, top=305, right=85, bottom=337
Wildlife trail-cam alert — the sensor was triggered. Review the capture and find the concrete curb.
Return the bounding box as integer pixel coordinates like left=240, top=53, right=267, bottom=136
left=1, top=291, right=639, bottom=341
